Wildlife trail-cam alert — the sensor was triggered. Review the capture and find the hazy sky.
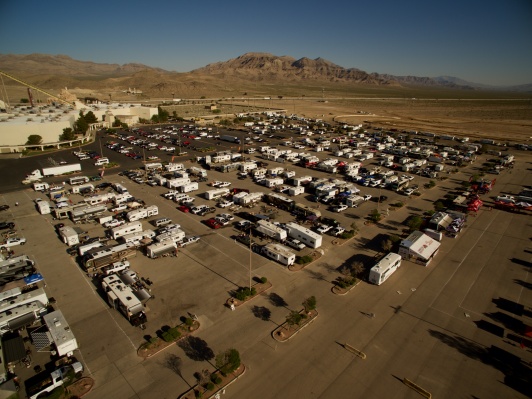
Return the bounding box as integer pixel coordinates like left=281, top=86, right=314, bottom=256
left=1, top=0, right=531, bottom=86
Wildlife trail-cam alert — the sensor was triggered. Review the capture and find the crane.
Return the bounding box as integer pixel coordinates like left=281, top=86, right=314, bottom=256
left=0, top=70, right=77, bottom=109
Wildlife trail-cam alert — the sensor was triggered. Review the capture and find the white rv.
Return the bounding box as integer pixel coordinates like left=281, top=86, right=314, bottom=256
left=126, top=205, right=159, bottom=222
left=110, top=221, right=143, bottom=240
left=262, top=243, right=295, bottom=266
left=368, top=253, right=402, bottom=285
left=284, top=222, right=322, bottom=249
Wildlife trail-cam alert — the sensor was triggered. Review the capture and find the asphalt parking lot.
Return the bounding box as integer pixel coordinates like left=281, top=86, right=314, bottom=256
left=0, top=128, right=530, bottom=399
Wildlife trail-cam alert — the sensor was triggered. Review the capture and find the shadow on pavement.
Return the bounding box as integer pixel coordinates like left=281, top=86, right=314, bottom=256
left=428, top=329, right=532, bottom=397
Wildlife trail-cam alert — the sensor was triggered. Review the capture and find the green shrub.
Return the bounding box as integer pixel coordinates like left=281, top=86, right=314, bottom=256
left=162, top=332, right=173, bottom=342
left=149, top=337, right=159, bottom=344
left=185, top=317, right=194, bottom=327
left=250, top=287, right=257, bottom=296
left=205, top=382, right=215, bottom=391
left=194, top=390, right=203, bottom=398
left=169, top=327, right=181, bottom=339
left=339, top=230, right=355, bottom=239
left=296, top=255, right=313, bottom=264
left=260, top=277, right=267, bottom=284
left=210, top=373, right=222, bottom=384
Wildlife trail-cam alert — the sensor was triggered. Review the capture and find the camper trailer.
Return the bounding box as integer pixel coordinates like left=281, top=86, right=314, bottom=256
left=368, top=253, right=402, bottom=285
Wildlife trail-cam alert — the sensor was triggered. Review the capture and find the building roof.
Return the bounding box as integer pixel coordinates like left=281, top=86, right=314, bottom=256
left=430, top=212, right=453, bottom=229
left=400, top=231, right=441, bottom=260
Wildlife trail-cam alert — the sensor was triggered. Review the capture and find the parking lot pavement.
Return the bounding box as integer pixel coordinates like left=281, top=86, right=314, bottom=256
left=1, top=134, right=531, bottom=398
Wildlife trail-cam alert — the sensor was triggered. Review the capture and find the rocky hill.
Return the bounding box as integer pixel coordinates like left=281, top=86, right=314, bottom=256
left=191, top=52, right=398, bottom=85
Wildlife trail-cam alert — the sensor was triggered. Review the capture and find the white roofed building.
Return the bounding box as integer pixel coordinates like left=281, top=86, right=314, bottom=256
left=398, top=231, right=441, bottom=266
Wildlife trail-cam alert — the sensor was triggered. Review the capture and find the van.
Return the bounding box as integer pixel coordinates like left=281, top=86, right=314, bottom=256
left=153, top=217, right=172, bottom=227
left=95, top=158, right=109, bottom=166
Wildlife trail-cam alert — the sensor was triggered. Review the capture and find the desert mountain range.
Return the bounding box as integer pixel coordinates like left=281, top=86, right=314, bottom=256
left=0, top=52, right=530, bottom=99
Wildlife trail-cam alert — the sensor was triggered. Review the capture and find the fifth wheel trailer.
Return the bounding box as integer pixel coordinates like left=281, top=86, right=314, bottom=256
left=255, top=220, right=287, bottom=241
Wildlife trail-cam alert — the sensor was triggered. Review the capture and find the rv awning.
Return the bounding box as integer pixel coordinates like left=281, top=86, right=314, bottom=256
left=7, top=313, right=36, bottom=331
left=2, top=335, right=26, bottom=364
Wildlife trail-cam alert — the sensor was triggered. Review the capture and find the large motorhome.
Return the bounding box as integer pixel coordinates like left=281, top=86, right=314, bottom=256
left=83, top=243, right=137, bottom=272
left=368, top=253, right=402, bottom=285
left=102, top=272, right=149, bottom=326
left=69, top=176, right=90, bottom=186
left=70, top=205, right=107, bottom=223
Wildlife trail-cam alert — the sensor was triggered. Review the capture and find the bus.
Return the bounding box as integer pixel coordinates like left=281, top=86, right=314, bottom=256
left=368, top=253, right=402, bottom=285
left=69, top=176, right=90, bottom=186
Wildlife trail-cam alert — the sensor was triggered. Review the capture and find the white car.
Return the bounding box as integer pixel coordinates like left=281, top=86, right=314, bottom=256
left=180, top=236, right=200, bottom=247
left=330, top=226, right=346, bottom=236
left=333, top=204, right=348, bottom=213
left=217, top=182, right=231, bottom=188
left=218, top=200, right=234, bottom=208
left=496, top=194, right=515, bottom=203
left=218, top=213, right=234, bottom=221
left=56, top=201, right=70, bottom=208
left=1, top=237, right=26, bottom=249
left=191, top=205, right=208, bottom=214
left=104, top=219, right=125, bottom=228
left=316, top=224, right=332, bottom=234
left=210, top=181, right=224, bottom=187
left=110, top=205, right=127, bottom=213
left=403, top=188, right=415, bottom=196
left=363, top=194, right=372, bottom=201
left=214, top=216, right=230, bottom=226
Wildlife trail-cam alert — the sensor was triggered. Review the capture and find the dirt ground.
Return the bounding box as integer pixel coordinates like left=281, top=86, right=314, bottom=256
left=265, top=97, right=532, bottom=143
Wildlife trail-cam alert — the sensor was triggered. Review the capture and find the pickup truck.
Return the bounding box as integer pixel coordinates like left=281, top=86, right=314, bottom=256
left=0, top=237, right=26, bottom=249
left=0, top=222, right=15, bottom=230
left=26, top=362, right=83, bottom=399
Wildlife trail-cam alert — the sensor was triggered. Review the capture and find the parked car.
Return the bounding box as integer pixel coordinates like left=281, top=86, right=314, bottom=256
left=0, top=205, right=10, bottom=211
left=204, top=218, right=222, bottom=229
left=178, top=205, right=191, bottom=213
left=332, top=204, right=348, bottom=213
left=285, top=238, right=305, bottom=251
left=179, top=236, right=200, bottom=247
left=0, top=222, right=15, bottom=230
left=330, top=226, right=346, bottom=236
left=316, top=224, right=332, bottom=234
left=104, top=219, right=125, bottom=228
left=218, top=213, right=234, bottom=221
left=1, top=237, right=26, bottom=249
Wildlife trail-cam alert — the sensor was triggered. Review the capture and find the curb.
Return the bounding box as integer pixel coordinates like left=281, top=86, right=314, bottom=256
left=138, top=322, right=201, bottom=359
left=331, top=279, right=361, bottom=296
left=272, top=310, right=319, bottom=342
left=177, top=365, right=247, bottom=399
left=225, top=282, right=273, bottom=309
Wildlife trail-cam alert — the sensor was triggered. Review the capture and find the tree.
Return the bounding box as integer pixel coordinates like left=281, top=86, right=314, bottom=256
left=60, top=128, right=76, bottom=141
left=74, top=112, right=89, bottom=133
left=381, top=239, right=392, bottom=253
left=84, top=111, right=98, bottom=124
left=112, top=118, right=122, bottom=127
left=215, top=349, right=241, bottom=376
left=351, top=261, right=364, bottom=277
left=26, top=135, right=42, bottom=145
left=369, top=209, right=382, bottom=223
left=433, top=200, right=446, bottom=212
left=406, top=215, right=423, bottom=231
left=157, top=106, right=169, bottom=122
left=286, top=310, right=306, bottom=328
left=303, top=296, right=317, bottom=312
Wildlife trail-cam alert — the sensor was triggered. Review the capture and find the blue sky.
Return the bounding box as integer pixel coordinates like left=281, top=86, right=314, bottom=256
left=1, top=0, right=531, bottom=86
